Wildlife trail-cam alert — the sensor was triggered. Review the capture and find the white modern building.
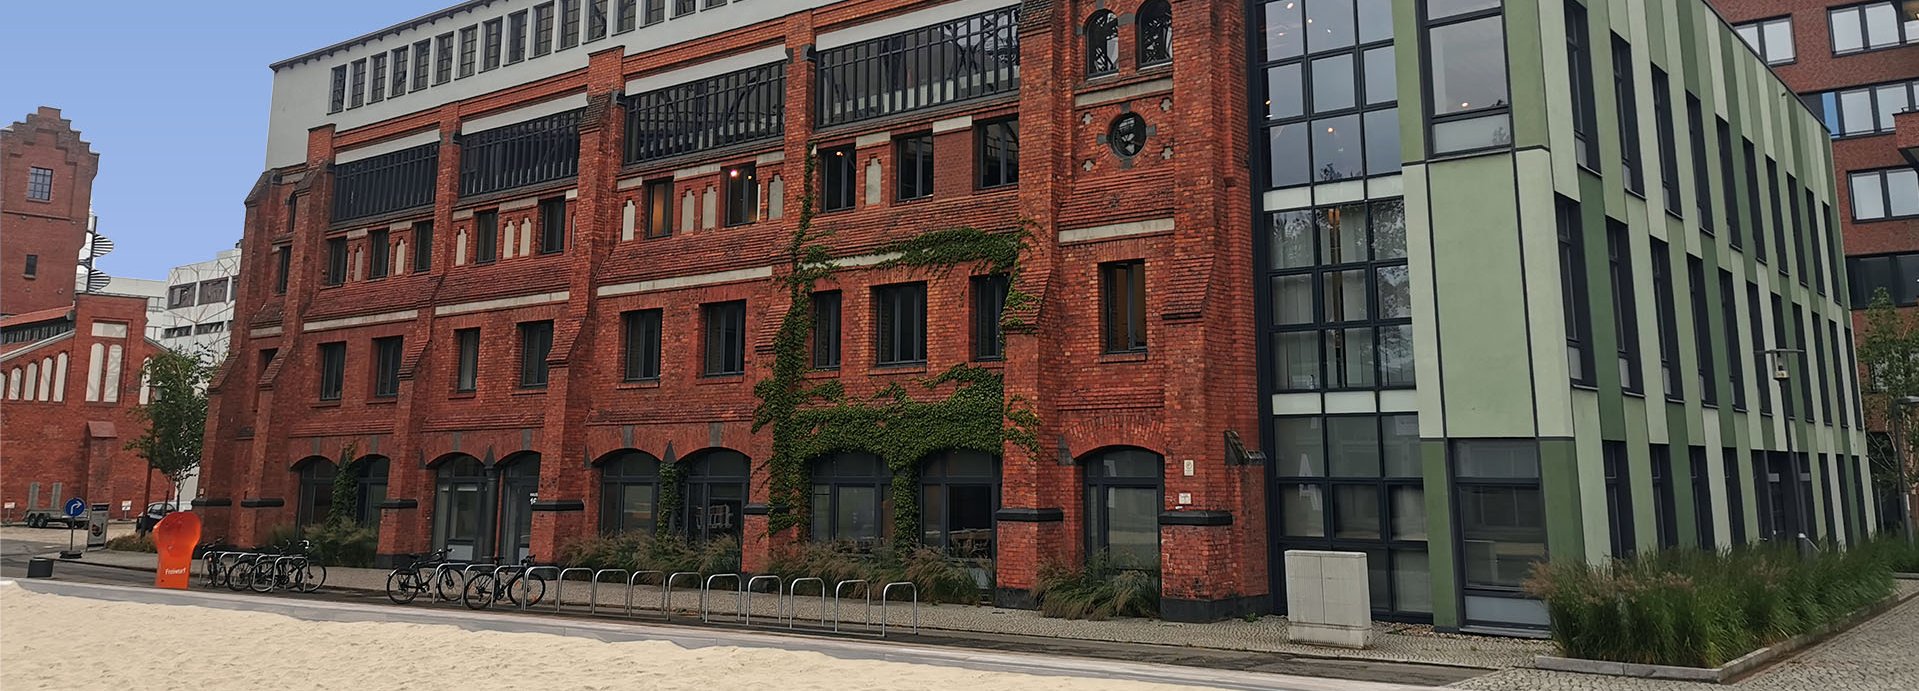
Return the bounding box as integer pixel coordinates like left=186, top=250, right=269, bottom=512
left=154, top=247, right=240, bottom=360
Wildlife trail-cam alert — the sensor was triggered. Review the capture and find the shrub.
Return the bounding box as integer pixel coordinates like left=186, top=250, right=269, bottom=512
left=1858, top=536, right=1919, bottom=574
left=555, top=532, right=741, bottom=581
left=1033, top=550, right=1160, bottom=620
left=105, top=533, right=156, bottom=553
left=761, top=542, right=984, bottom=604
left=301, top=520, right=378, bottom=568
left=1525, top=544, right=1893, bottom=667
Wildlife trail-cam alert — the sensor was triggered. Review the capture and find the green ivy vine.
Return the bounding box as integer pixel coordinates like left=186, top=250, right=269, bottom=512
left=753, top=155, right=1040, bottom=552
left=655, top=460, right=684, bottom=538
left=327, top=443, right=360, bottom=525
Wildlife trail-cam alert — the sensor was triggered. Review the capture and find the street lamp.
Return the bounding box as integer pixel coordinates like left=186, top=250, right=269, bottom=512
left=1763, top=348, right=1808, bottom=545
left=1892, top=395, right=1919, bottom=545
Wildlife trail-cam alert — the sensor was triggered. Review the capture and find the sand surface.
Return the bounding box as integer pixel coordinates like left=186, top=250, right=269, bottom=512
left=0, top=585, right=1201, bottom=690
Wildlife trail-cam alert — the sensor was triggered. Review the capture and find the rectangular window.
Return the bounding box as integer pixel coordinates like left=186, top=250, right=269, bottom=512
left=1696, top=263, right=1723, bottom=407
left=275, top=245, right=290, bottom=294
left=368, top=228, right=391, bottom=280
left=1613, top=37, right=1643, bottom=195
left=1603, top=441, right=1635, bottom=558
left=1793, top=184, right=1810, bottom=287
left=622, top=309, right=661, bottom=381
left=331, top=142, right=439, bottom=222
left=458, top=26, right=477, bottom=78
left=1424, top=3, right=1511, bottom=154
left=350, top=59, right=367, bottom=108
left=1652, top=445, right=1678, bottom=549
left=1688, top=96, right=1713, bottom=232
left=370, top=53, right=387, bottom=103
left=534, top=2, right=555, bottom=56
left=1849, top=168, right=1919, bottom=221
left=1691, top=447, right=1715, bottom=550
left=168, top=284, right=196, bottom=309
left=318, top=342, right=347, bottom=401
left=643, top=180, right=672, bottom=238
left=587, top=0, right=608, bottom=41
left=812, top=291, right=841, bottom=369
left=820, top=145, right=856, bottom=212
left=435, top=32, right=455, bottom=84
left=724, top=164, right=756, bottom=226
left=616, top=0, right=637, bottom=32
left=372, top=336, right=403, bottom=398
left=1452, top=440, right=1545, bottom=595
left=972, top=274, right=1009, bottom=360
left=559, top=0, right=581, bottom=49
left=23, top=254, right=37, bottom=278
left=1768, top=159, right=1786, bottom=273
left=1734, top=16, right=1795, bottom=64
left=1772, top=294, right=1792, bottom=418
left=326, top=237, right=348, bottom=286
left=1793, top=305, right=1813, bottom=417
left=1719, top=119, right=1740, bottom=247
left=1724, top=449, right=1747, bottom=545
left=1811, top=80, right=1918, bottom=137
left=457, top=109, right=581, bottom=197
left=413, top=221, right=434, bottom=273
left=1101, top=260, right=1147, bottom=353
left=329, top=66, right=348, bottom=113
left=703, top=301, right=746, bottom=376
left=897, top=133, right=934, bottom=201
left=674, top=0, right=694, bottom=18
left=508, top=11, right=528, bottom=63
left=412, top=40, right=432, bottom=91
left=1650, top=239, right=1679, bottom=398
left=1267, top=199, right=1412, bottom=392
left=645, top=0, right=664, bottom=25
left=1608, top=222, right=1641, bottom=394
left=519, top=321, right=554, bottom=388
left=977, top=118, right=1019, bottom=189
left=475, top=210, right=499, bottom=264
left=482, top=18, right=503, bottom=71
left=390, top=47, right=408, bottom=97
left=1749, top=282, right=1772, bottom=414
left=25, top=166, right=53, bottom=201
left=1565, top=1, right=1599, bottom=168
left=538, top=197, right=566, bottom=254
left=1558, top=196, right=1588, bottom=385
left=1745, top=141, right=1766, bottom=262
left=1829, top=2, right=1918, bottom=55
left=874, top=283, right=928, bottom=366
left=1651, top=68, right=1679, bottom=215
left=454, top=328, right=480, bottom=392
left=1848, top=253, right=1919, bottom=306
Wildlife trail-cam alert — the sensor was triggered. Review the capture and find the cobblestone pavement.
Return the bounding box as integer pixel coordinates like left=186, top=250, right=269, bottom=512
left=1452, top=582, right=1919, bottom=691
left=68, top=549, right=1547, bottom=670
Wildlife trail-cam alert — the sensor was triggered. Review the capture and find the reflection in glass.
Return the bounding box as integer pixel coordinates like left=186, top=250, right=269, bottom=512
left=1375, top=265, right=1411, bottom=319
left=1391, top=486, right=1427, bottom=539
left=1270, top=123, right=1310, bottom=188
left=1306, top=0, right=1356, bottom=53
left=1273, top=274, right=1315, bottom=325
left=1320, top=204, right=1369, bottom=264
left=1275, top=331, right=1321, bottom=390
left=1267, top=64, right=1304, bottom=120
left=1106, top=487, right=1160, bottom=567
left=1327, top=327, right=1376, bottom=388
left=1458, top=485, right=1546, bottom=588
left=1363, top=46, right=1396, bottom=105
left=1429, top=17, right=1508, bottom=115
left=1378, top=324, right=1415, bottom=387
left=1364, top=107, right=1401, bottom=174
left=1311, top=54, right=1356, bottom=113
left=1382, top=413, right=1421, bottom=475
left=1274, top=416, right=1327, bottom=476
left=1370, top=199, right=1406, bottom=258
left=1281, top=484, right=1326, bottom=536
left=1264, top=0, right=1305, bottom=61
left=1312, top=114, right=1364, bottom=181
left=1394, top=550, right=1433, bottom=612
left=1324, top=269, right=1369, bottom=322
left=1328, top=416, right=1381, bottom=476
left=1336, top=486, right=1381, bottom=538
left=1271, top=210, right=1316, bottom=268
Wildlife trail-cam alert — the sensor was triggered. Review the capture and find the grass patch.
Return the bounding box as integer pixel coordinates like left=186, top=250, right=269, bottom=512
left=105, top=533, right=156, bottom=553
left=1524, top=543, right=1894, bottom=667
left=1033, top=551, right=1160, bottom=620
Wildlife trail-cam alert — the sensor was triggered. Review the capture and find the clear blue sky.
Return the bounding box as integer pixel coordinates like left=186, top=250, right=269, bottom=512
left=1, top=1, right=446, bottom=280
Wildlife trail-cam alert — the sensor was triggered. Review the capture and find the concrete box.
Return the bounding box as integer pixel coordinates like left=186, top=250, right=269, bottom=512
left=1284, top=550, right=1373, bottom=649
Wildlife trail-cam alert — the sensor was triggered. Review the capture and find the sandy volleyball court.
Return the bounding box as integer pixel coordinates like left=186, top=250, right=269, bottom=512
left=0, top=585, right=1204, bottom=690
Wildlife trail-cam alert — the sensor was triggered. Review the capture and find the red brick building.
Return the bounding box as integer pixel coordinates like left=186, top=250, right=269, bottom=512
left=1709, top=1, right=1918, bottom=527
left=200, top=0, right=1263, bottom=619
left=2, top=107, right=170, bottom=521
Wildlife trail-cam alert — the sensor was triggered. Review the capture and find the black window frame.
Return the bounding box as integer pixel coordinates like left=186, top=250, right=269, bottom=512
left=1690, top=447, right=1715, bottom=550
left=587, top=0, right=609, bottom=41
left=1082, top=447, right=1163, bottom=570
left=1723, top=448, right=1747, bottom=545
left=896, top=133, right=934, bottom=201
left=372, top=336, right=403, bottom=398
left=331, top=142, right=439, bottom=222
left=1749, top=282, right=1773, bottom=415
left=1268, top=199, right=1414, bottom=392
left=1687, top=95, right=1714, bottom=232
left=702, top=300, right=746, bottom=376
left=723, top=163, right=757, bottom=226
left=275, top=245, right=291, bottom=294
left=559, top=0, right=581, bottom=50
left=413, top=221, right=434, bottom=273
left=482, top=18, right=503, bottom=72
left=458, top=109, right=582, bottom=197
left=1651, top=67, right=1680, bottom=216
left=518, top=320, right=554, bottom=389
left=643, top=179, right=673, bottom=238
left=820, top=145, right=857, bottom=212
left=23, top=254, right=37, bottom=278
left=1603, top=440, right=1636, bottom=558
left=1607, top=221, right=1642, bottom=394
left=318, top=342, right=347, bottom=401
left=811, top=291, right=842, bottom=370
left=454, top=328, right=480, bottom=393
left=972, top=274, right=1009, bottom=361
left=873, top=282, right=929, bottom=366
left=1100, top=260, right=1147, bottom=354
left=368, top=228, right=391, bottom=280
left=1613, top=36, right=1644, bottom=195
left=1564, top=1, right=1599, bottom=169
left=1734, top=16, right=1796, bottom=65
left=1085, top=10, right=1119, bottom=78
left=1827, top=2, right=1918, bottom=56
left=1650, top=238, right=1680, bottom=399
left=538, top=196, right=567, bottom=254
left=1421, top=2, right=1512, bottom=156
left=350, top=58, right=367, bottom=108
left=621, top=61, right=785, bottom=164
left=329, top=66, right=348, bottom=113
left=534, top=2, right=555, bottom=57
left=1651, top=444, right=1678, bottom=549
left=1718, top=119, right=1740, bottom=248
left=809, top=451, right=893, bottom=549
left=1720, top=272, right=1745, bottom=410
left=622, top=308, right=662, bottom=381
left=976, top=117, right=1019, bottom=189
left=458, top=26, right=478, bottom=79
left=474, top=210, right=500, bottom=264
left=1767, top=158, right=1786, bottom=273
left=814, top=5, right=1021, bottom=127
left=390, top=47, right=408, bottom=97
left=1847, top=167, right=1919, bottom=221
left=508, top=10, right=528, bottom=63
left=599, top=450, right=661, bottom=534
left=1136, top=0, right=1172, bottom=68
left=412, top=39, right=432, bottom=91
left=435, top=32, right=455, bottom=85
left=1272, top=412, right=1431, bottom=617
left=325, top=237, right=348, bottom=286
left=1744, top=141, right=1766, bottom=263
left=1260, top=0, right=1402, bottom=188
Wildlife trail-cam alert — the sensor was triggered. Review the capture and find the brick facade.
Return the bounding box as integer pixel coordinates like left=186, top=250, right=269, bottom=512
left=203, top=0, right=1265, bottom=619
left=1, top=107, right=95, bottom=318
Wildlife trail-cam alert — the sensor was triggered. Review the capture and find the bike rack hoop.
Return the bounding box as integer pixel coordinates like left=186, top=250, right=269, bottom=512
left=701, top=573, right=744, bottom=624
left=661, top=571, right=701, bottom=622
left=589, top=569, right=630, bottom=615
left=832, top=579, right=871, bottom=633
left=784, top=577, right=826, bottom=628
left=429, top=562, right=473, bottom=602
left=625, top=570, right=664, bottom=617
left=879, top=581, right=920, bottom=637
left=520, top=565, right=561, bottom=611
left=553, top=567, right=594, bottom=612
left=744, top=575, right=783, bottom=626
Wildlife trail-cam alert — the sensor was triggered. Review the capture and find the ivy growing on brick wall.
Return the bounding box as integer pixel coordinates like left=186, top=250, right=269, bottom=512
left=327, top=444, right=359, bottom=525
left=753, top=155, right=1039, bottom=551
left=655, top=459, right=684, bottom=538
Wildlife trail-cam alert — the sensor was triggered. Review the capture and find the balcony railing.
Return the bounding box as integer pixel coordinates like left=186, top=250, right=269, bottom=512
left=459, top=109, right=583, bottom=197
left=816, top=5, right=1020, bottom=128
left=623, top=61, right=785, bottom=165
left=331, top=143, right=438, bottom=223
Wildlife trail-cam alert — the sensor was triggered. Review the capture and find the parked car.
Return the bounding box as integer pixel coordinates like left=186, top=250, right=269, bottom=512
left=135, top=502, right=178, bottom=534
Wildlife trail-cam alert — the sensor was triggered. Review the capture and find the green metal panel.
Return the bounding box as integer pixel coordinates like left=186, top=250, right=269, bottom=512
left=1421, top=440, right=1459, bottom=628
left=1539, top=438, right=1588, bottom=562
left=1395, top=0, right=1427, bottom=161
left=1505, top=0, right=1549, bottom=149
left=1427, top=154, right=1538, bottom=438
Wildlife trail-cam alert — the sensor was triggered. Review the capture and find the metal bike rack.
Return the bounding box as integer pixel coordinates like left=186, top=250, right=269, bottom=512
left=784, top=577, right=826, bottom=628
left=661, top=571, right=700, bottom=622
left=488, top=564, right=527, bottom=610
left=744, top=575, right=783, bottom=626
left=701, top=573, right=744, bottom=624
left=832, top=579, right=872, bottom=633
left=879, top=582, right=920, bottom=637
left=588, top=569, right=629, bottom=615
left=553, top=567, right=594, bottom=611
left=519, top=565, right=559, bottom=611
left=430, top=562, right=473, bottom=602
left=624, top=570, right=663, bottom=617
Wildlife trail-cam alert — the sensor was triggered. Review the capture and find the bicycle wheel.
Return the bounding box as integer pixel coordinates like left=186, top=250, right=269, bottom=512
left=249, top=563, right=278, bottom=593
left=387, top=570, right=419, bottom=604
left=226, top=562, right=254, bottom=591
left=434, top=570, right=463, bottom=602
left=298, top=562, right=327, bottom=593
left=509, top=573, right=547, bottom=607
left=463, top=574, right=496, bottom=610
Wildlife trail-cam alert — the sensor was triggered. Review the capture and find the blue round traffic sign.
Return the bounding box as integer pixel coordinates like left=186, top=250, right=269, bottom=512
left=63, top=498, right=86, bottom=518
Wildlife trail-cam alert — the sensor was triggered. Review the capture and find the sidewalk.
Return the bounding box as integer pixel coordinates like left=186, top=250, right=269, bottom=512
left=60, top=549, right=1547, bottom=670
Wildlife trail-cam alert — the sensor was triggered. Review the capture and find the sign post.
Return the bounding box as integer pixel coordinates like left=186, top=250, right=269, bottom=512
left=57, top=498, right=86, bottom=559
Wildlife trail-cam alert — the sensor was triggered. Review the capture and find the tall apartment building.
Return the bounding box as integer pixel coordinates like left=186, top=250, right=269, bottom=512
left=1710, top=0, right=1919, bottom=529
left=205, top=0, right=1867, bottom=632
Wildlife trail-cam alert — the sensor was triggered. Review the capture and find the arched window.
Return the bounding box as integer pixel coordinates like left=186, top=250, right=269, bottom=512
left=1137, top=1, right=1172, bottom=67
left=293, top=457, right=337, bottom=529
left=810, top=451, right=892, bottom=551
left=1085, top=10, right=1119, bottom=77
left=433, top=454, right=489, bottom=561
left=1082, top=447, right=1162, bottom=569
left=599, top=450, right=662, bottom=535
left=921, top=450, right=999, bottom=561
left=683, top=449, right=749, bottom=543
left=355, top=456, right=390, bottom=530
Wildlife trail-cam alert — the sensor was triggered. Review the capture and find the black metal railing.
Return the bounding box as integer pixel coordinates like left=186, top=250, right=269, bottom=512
left=331, top=143, right=438, bottom=222
left=459, top=109, right=583, bottom=197
left=816, top=5, right=1020, bottom=127
left=622, top=61, right=785, bottom=164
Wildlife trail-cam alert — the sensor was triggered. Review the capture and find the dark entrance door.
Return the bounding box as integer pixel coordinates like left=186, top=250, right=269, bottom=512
left=496, top=455, right=540, bottom=561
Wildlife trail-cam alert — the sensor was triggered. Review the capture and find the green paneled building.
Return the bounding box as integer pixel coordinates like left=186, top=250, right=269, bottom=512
left=1250, top=0, right=1872, bottom=631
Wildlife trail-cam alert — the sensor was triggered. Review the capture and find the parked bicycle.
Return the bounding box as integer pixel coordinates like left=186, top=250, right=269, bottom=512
left=249, top=540, right=326, bottom=594
left=225, top=548, right=278, bottom=592
left=385, top=548, right=460, bottom=605
left=462, top=555, right=547, bottom=610
left=198, top=537, right=231, bottom=588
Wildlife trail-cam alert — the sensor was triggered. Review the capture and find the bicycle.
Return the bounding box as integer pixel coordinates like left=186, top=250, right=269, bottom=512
left=385, top=548, right=460, bottom=604
left=226, top=548, right=277, bottom=592
left=250, top=540, right=326, bottom=594
left=198, top=537, right=231, bottom=588
left=462, top=555, right=546, bottom=610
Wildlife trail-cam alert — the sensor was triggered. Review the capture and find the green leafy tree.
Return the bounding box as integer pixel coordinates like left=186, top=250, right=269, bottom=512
left=125, top=347, right=216, bottom=502
left=1858, top=288, right=1919, bottom=533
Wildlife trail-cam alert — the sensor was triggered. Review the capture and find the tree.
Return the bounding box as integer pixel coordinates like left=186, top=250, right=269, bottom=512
left=1856, top=288, right=1919, bottom=534
left=126, top=348, right=216, bottom=502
